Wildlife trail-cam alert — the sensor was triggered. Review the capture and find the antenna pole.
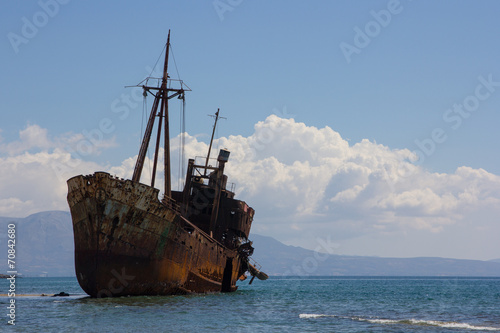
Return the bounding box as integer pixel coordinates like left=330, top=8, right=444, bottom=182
left=204, top=109, right=220, bottom=176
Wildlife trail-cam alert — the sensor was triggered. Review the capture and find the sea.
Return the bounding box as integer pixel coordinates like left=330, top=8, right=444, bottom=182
left=1, top=276, right=499, bottom=332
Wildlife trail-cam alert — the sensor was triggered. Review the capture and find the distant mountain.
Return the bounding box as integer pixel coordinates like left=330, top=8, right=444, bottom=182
left=489, top=259, right=500, bottom=263
left=250, top=234, right=500, bottom=277
left=1, top=211, right=500, bottom=277
left=0, top=211, right=74, bottom=277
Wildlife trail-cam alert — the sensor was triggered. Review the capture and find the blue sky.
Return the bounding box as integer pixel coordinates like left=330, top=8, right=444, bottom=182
left=1, top=1, right=500, bottom=260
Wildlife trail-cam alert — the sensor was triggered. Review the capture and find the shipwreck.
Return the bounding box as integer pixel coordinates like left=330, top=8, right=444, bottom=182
left=67, top=31, right=267, bottom=297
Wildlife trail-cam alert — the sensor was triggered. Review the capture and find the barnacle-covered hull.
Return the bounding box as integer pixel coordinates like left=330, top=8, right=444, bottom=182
left=68, top=172, right=244, bottom=297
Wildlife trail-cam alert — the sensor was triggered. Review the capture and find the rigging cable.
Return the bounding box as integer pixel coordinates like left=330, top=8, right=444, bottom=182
left=216, top=117, right=219, bottom=153
left=182, top=97, right=186, bottom=188
left=178, top=98, right=181, bottom=190
left=177, top=95, right=186, bottom=190
left=140, top=91, right=147, bottom=146
left=138, top=90, right=148, bottom=183
left=171, top=43, right=185, bottom=190
left=170, top=44, right=181, bottom=81
left=141, top=43, right=165, bottom=185
left=146, top=97, right=153, bottom=184
left=148, top=43, right=167, bottom=78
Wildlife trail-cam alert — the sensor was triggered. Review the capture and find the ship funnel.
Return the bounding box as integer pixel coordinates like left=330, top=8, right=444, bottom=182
left=218, top=149, right=230, bottom=163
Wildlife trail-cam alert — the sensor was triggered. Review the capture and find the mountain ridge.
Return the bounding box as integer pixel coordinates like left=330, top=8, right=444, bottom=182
left=1, top=211, right=500, bottom=277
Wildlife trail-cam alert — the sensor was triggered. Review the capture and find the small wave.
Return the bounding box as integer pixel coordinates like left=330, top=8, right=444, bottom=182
left=299, top=314, right=336, bottom=319
left=299, top=314, right=500, bottom=331
left=362, top=318, right=500, bottom=331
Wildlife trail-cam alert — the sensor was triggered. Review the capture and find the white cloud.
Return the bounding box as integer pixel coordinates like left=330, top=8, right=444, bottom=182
left=0, top=124, right=52, bottom=155
left=0, top=124, right=117, bottom=157
left=1, top=117, right=499, bottom=259
left=209, top=116, right=499, bottom=225
left=0, top=125, right=120, bottom=217
left=183, top=115, right=500, bottom=258
left=0, top=197, right=34, bottom=217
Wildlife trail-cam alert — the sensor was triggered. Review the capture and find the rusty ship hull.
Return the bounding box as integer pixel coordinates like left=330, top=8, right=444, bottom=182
left=68, top=172, right=243, bottom=297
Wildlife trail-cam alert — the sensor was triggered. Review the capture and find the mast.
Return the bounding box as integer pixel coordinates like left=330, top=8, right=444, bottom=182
left=132, top=93, right=160, bottom=183
left=132, top=30, right=188, bottom=200
left=204, top=109, right=220, bottom=176
left=162, top=31, right=172, bottom=198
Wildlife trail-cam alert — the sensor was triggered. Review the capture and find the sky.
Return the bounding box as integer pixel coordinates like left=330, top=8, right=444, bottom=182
left=1, top=0, right=500, bottom=260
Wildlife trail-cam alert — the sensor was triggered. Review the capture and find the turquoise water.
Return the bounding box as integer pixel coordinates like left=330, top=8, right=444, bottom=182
left=1, top=276, right=500, bottom=332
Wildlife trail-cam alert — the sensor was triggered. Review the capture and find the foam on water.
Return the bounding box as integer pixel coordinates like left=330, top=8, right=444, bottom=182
left=299, top=314, right=335, bottom=319
left=299, top=314, right=500, bottom=331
